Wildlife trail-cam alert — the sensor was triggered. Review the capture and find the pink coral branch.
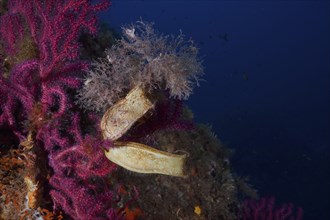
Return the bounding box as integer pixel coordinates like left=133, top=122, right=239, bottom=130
left=0, top=13, right=25, bottom=55
left=50, top=174, right=118, bottom=219
left=124, top=98, right=194, bottom=141
left=41, top=86, right=69, bottom=118
left=240, top=197, right=304, bottom=220
left=52, top=136, right=115, bottom=179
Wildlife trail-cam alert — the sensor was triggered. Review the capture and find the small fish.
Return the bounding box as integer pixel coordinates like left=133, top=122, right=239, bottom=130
left=243, top=72, right=249, bottom=81
left=218, top=33, right=229, bottom=42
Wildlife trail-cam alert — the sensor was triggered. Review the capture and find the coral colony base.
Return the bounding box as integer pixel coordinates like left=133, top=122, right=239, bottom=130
left=0, top=0, right=303, bottom=219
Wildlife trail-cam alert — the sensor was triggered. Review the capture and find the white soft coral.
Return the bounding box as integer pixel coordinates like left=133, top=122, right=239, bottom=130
left=76, top=20, right=203, bottom=112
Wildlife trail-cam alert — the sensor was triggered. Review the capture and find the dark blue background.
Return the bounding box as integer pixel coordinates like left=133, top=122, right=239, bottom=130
left=101, top=1, right=330, bottom=219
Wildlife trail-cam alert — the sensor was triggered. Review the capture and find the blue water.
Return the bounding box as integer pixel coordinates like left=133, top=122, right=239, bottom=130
left=101, top=1, right=330, bottom=219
